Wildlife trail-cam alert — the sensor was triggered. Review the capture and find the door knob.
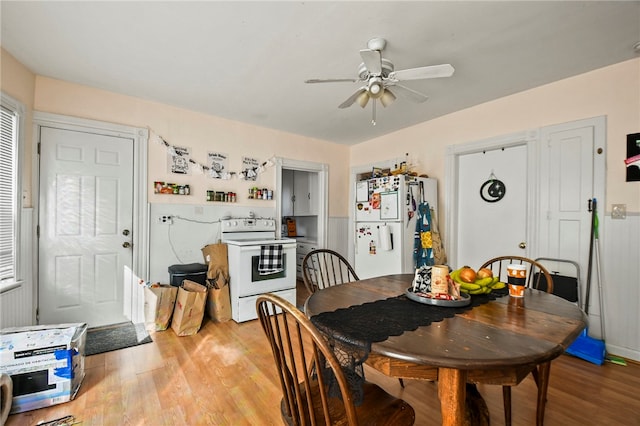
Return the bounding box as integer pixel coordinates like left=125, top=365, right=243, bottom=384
left=519, top=242, right=526, bottom=249
left=122, top=242, right=131, bottom=248
left=122, top=229, right=130, bottom=236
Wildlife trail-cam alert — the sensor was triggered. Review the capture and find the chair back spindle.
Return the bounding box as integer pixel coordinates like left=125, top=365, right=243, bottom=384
left=480, top=255, right=553, bottom=294
left=302, top=249, right=359, bottom=294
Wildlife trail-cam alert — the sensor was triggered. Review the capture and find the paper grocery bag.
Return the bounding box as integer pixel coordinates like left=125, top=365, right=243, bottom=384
left=206, top=282, right=231, bottom=323
left=171, top=280, right=208, bottom=336
left=144, top=285, right=178, bottom=331
left=201, top=243, right=229, bottom=287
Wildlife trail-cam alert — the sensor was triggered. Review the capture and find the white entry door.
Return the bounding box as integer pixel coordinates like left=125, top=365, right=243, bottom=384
left=538, top=117, right=604, bottom=314
left=39, top=126, right=134, bottom=327
left=455, top=144, right=528, bottom=270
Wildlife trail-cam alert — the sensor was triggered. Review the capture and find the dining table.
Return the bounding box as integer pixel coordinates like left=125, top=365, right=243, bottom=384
left=304, top=273, right=587, bottom=426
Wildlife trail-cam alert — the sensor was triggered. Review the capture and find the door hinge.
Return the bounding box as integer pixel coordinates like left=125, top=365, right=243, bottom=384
left=37, top=225, right=40, bottom=238
left=36, top=308, right=39, bottom=323
left=37, top=142, right=41, bottom=155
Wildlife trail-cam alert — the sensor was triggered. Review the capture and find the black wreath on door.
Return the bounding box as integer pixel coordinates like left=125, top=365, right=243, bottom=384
left=480, top=178, right=506, bottom=203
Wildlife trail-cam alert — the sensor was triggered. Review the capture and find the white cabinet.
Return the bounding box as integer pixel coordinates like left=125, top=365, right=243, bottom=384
left=293, top=171, right=313, bottom=216
left=296, top=240, right=318, bottom=280
left=282, top=170, right=317, bottom=216
left=282, top=169, right=295, bottom=217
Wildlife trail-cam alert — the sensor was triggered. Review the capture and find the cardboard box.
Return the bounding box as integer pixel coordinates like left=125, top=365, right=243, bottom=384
left=0, top=323, right=86, bottom=414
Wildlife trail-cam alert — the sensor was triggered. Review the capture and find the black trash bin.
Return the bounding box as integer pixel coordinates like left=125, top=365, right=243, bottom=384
left=168, top=263, right=208, bottom=287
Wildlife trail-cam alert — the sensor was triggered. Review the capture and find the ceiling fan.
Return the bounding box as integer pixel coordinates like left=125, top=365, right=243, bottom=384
left=305, top=37, right=455, bottom=125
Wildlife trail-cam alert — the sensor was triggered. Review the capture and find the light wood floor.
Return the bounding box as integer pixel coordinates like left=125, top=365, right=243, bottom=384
left=7, top=281, right=640, bottom=426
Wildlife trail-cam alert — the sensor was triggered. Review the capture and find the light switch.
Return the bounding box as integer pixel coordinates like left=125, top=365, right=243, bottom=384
left=611, top=204, right=626, bottom=219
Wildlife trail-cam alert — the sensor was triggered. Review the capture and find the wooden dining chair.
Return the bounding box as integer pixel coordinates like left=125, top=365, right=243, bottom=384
left=302, top=249, right=359, bottom=294
left=256, top=293, right=415, bottom=426
left=479, top=255, right=554, bottom=426
left=301, top=249, right=407, bottom=388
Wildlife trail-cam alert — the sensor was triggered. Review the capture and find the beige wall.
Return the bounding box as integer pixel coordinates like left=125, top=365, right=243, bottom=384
left=351, top=58, right=640, bottom=216
left=4, top=47, right=638, bottom=218
left=31, top=77, right=351, bottom=217
left=0, top=47, right=36, bottom=207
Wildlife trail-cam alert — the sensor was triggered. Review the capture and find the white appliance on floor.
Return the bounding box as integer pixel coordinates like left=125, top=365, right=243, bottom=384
left=221, top=217, right=297, bottom=323
left=354, top=175, right=438, bottom=279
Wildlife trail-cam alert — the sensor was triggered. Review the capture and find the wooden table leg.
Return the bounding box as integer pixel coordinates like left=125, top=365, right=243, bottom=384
left=536, top=361, right=551, bottom=426
left=438, top=368, right=467, bottom=426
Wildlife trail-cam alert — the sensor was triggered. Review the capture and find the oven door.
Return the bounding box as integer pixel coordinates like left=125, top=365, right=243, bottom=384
left=227, top=242, right=297, bottom=297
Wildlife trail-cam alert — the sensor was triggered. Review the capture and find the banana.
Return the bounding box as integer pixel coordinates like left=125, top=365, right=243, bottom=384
left=459, top=281, right=481, bottom=291
left=474, top=277, right=494, bottom=287
left=449, top=268, right=461, bottom=282
left=468, top=288, right=485, bottom=294
left=490, top=281, right=506, bottom=290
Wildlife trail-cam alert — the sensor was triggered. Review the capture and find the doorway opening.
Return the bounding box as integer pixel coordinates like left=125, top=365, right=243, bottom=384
left=275, top=158, right=328, bottom=248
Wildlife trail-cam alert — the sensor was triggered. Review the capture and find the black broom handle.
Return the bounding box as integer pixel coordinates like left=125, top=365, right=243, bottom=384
left=584, top=198, right=597, bottom=315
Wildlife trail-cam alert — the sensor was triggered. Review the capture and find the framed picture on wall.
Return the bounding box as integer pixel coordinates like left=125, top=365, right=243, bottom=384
left=626, top=133, right=640, bottom=182
left=168, top=145, right=191, bottom=174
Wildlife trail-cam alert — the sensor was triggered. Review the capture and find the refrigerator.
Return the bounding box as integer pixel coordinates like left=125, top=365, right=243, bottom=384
left=354, top=175, right=438, bottom=279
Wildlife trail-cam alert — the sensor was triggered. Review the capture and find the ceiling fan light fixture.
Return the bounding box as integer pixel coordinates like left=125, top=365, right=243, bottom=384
left=368, top=78, right=384, bottom=99
left=356, top=91, right=370, bottom=108
left=380, top=89, right=396, bottom=107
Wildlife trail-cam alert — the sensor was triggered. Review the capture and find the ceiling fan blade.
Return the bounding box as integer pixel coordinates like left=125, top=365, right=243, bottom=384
left=305, top=78, right=357, bottom=84
left=338, top=87, right=367, bottom=109
left=389, top=64, right=455, bottom=81
left=360, top=49, right=382, bottom=75
left=390, top=84, right=429, bottom=103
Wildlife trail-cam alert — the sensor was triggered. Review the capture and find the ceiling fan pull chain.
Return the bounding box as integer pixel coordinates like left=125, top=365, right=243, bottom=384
left=372, top=99, right=377, bottom=125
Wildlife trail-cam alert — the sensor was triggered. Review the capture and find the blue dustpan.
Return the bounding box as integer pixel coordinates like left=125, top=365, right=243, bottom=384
left=566, top=329, right=606, bottom=365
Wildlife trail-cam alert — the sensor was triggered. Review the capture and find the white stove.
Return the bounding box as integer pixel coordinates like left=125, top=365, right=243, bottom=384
left=221, top=218, right=297, bottom=322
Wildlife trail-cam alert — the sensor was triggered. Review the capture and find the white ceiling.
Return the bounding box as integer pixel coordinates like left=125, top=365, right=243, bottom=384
left=2, top=1, right=639, bottom=145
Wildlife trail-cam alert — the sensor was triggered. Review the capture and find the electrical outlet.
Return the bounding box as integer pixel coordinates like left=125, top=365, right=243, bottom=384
left=158, top=215, right=173, bottom=225
left=611, top=204, right=626, bottom=219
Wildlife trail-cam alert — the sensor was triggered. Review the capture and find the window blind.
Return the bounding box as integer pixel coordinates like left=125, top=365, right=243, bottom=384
left=0, top=104, right=17, bottom=281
